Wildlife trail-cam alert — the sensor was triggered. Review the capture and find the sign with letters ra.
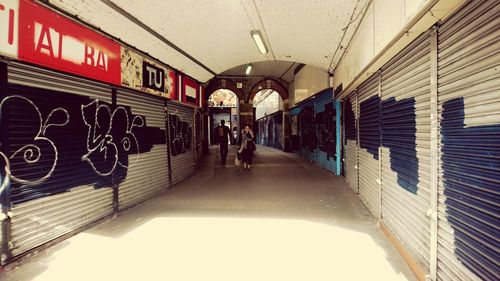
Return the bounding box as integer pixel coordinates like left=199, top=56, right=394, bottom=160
left=17, top=0, right=121, bottom=85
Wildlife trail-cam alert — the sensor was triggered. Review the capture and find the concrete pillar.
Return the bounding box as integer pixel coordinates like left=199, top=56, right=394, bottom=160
left=239, top=101, right=254, bottom=131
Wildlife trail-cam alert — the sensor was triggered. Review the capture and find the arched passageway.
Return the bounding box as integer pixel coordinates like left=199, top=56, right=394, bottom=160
left=253, top=89, right=285, bottom=151
left=207, top=89, right=240, bottom=145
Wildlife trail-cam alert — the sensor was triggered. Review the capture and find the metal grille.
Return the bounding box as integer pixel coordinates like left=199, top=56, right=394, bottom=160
left=344, top=92, right=358, bottom=193
left=300, top=99, right=317, bottom=162
left=357, top=75, right=381, bottom=217
left=167, top=101, right=195, bottom=185
left=437, top=0, right=500, bottom=280
left=380, top=31, right=432, bottom=271
left=116, top=88, right=169, bottom=210
left=289, top=106, right=301, bottom=154
left=314, top=89, right=336, bottom=173
left=7, top=62, right=114, bottom=257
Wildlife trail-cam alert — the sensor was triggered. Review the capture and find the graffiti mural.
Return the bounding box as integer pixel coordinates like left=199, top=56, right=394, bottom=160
left=359, top=95, right=381, bottom=159
left=359, top=95, right=419, bottom=194
left=441, top=97, right=500, bottom=280
left=344, top=98, right=356, bottom=142
left=316, top=102, right=336, bottom=160
left=168, top=114, right=192, bottom=156
left=300, top=105, right=316, bottom=152
left=255, top=111, right=283, bottom=150
left=0, top=85, right=166, bottom=203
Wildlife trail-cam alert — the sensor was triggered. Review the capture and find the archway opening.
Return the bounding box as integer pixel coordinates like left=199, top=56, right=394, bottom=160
left=208, top=89, right=240, bottom=145
left=253, top=89, right=285, bottom=150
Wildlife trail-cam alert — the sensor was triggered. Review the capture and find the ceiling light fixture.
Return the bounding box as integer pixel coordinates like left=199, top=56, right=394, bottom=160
left=245, top=64, right=253, bottom=75
left=251, top=30, right=268, bottom=54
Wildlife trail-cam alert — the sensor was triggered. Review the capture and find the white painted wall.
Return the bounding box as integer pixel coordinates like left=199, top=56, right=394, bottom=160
left=255, top=91, right=283, bottom=120
left=293, top=65, right=329, bottom=106
left=333, top=0, right=429, bottom=90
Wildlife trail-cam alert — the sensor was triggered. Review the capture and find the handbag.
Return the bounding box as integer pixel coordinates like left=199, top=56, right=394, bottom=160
left=234, top=155, right=241, bottom=166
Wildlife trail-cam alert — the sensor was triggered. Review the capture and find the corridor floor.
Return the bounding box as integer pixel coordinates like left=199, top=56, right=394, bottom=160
left=0, top=146, right=417, bottom=281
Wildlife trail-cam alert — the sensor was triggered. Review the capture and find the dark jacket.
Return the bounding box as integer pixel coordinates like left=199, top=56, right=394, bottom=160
left=215, top=125, right=231, bottom=144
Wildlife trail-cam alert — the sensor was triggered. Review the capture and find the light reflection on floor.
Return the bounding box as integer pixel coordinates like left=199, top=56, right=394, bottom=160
left=15, top=217, right=409, bottom=281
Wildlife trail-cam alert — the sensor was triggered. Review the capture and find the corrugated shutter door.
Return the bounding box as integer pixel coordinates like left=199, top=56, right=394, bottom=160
left=357, top=75, right=380, bottom=217
left=194, top=109, right=202, bottom=163
left=167, top=101, right=195, bottom=185
left=437, top=1, right=500, bottom=280
left=289, top=107, right=301, bottom=154
left=344, top=92, right=358, bottom=193
left=314, top=89, right=336, bottom=172
left=6, top=62, right=114, bottom=257
left=380, top=32, right=432, bottom=271
left=300, top=99, right=317, bottom=161
left=116, top=88, right=169, bottom=210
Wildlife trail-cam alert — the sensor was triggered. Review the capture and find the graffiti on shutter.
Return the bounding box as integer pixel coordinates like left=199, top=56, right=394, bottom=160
left=168, top=114, right=192, bottom=156
left=316, top=102, right=336, bottom=160
left=0, top=88, right=166, bottom=203
left=359, top=95, right=419, bottom=194
left=300, top=105, right=316, bottom=152
left=441, top=97, right=500, bottom=280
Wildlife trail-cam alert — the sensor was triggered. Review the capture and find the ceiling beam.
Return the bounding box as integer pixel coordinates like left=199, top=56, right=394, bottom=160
left=101, top=0, right=217, bottom=76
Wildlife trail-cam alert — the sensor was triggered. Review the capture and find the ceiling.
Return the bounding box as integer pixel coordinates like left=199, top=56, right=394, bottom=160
left=48, top=0, right=368, bottom=83
left=219, top=61, right=299, bottom=83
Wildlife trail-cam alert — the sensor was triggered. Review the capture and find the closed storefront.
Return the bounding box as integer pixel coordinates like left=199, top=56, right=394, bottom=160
left=300, top=99, right=317, bottom=162
left=256, top=111, right=283, bottom=150
left=357, top=75, right=381, bottom=218
left=5, top=62, right=116, bottom=257
left=436, top=0, right=499, bottom=280
left=380, top=32, right=432, bottom=272
left=289, top=106, right=301, bottom=154
left=344, top=92, right=358, bottom=193
left=167, top=101, right=195, bottom=185
left=314, top=88, right=336, bottom=173
left=340, top=1, right=499, bottom=280
left=116, top=88, right=169, bottom=209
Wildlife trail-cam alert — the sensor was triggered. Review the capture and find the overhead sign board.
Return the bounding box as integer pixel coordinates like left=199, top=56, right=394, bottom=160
left=18, top=0, right=121, bottom=85
left=121, top=47, right=175, bottom=98
left=0, top=0, right=19, bottom=58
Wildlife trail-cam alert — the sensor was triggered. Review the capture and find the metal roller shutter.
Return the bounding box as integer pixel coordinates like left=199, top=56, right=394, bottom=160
left=314, top=89, right=336, bottom=173
left=5, top=62, right=114, bottom=257
left=194, top=109, right=202, bottom=163
left=357, top=75, right=381, bottom=217
left=167, top=101, right=195, bottom=185
left=344, top=92, right=358, bottom=193
left=437, top=1, right=500, bottom=280
left=300, top=99, right=317, bottom=162
left=380, top=32, right=432, bottom=271
left=116, top=88, right=169, bottom=210
left=289, top=106, right=301, bottom=154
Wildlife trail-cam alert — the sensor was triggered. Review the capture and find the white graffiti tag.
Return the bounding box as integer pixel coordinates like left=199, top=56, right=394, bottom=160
left=81, top=100, right=144, bottom=176
left=0, top=95, right=69, bottom=192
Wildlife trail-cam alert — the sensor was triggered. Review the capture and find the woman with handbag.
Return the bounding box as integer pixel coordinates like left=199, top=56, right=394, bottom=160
left=237, top=124, right=255, bottom=171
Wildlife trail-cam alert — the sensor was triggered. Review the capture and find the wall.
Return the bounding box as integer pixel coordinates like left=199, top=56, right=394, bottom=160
left=255, top=91, right=282, bottom=120
left=332, top=0, right=464, bottom=95
left=292, top=65, right=329, bottom=106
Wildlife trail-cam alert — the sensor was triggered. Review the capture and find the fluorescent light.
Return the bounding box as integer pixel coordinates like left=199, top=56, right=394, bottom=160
left=251, top=30, right=267, bottom=54
left=245, top=64, right=252, bottom=75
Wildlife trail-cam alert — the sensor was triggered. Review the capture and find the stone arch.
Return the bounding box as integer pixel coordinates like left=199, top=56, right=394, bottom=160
left=204, top=78, right=244, bottom=110
left=247, top=77, right=288, bottom=104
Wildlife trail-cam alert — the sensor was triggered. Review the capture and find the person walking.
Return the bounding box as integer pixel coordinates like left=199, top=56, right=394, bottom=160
left=238, top=124, right=255, bottom=171
left=215, top=120, right=232, bottom=165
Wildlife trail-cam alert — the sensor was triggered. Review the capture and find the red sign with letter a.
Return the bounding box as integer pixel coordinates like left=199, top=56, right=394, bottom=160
left=18, top=0, right=121, bottom=85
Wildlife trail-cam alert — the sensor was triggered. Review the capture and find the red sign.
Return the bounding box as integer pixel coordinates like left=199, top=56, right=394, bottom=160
left=182, top=75, right=199, bottom=106
left=18, top=0, right=121, bottom=85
